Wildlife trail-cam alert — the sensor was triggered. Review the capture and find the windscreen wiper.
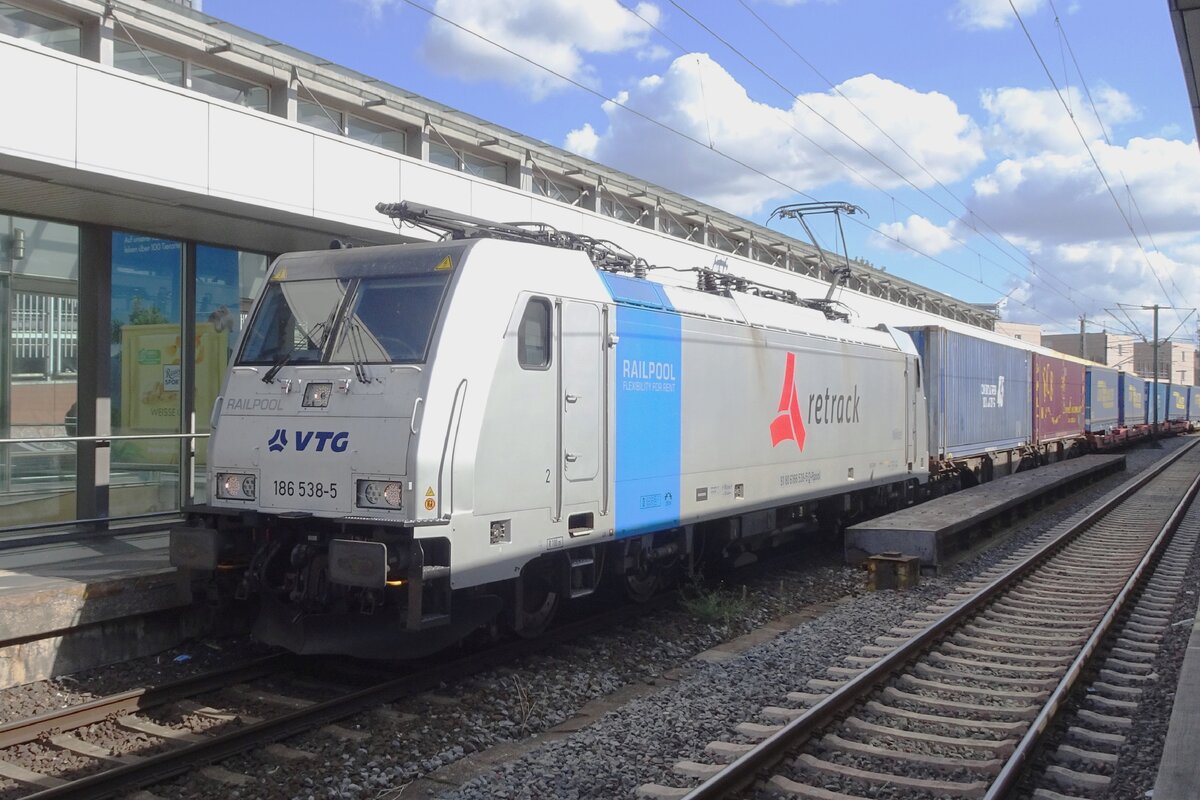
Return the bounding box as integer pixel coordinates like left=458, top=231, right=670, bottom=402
left=261, top=311, right=336, bottom=384
left=344, top=320, right=372, bottom=384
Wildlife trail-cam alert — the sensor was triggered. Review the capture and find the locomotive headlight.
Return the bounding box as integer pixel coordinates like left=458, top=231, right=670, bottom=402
left=302, top=381, right=333, bottom=408
left=216, top=472, right=257, bottom=500
left=357, top=479, right=403, bottom=509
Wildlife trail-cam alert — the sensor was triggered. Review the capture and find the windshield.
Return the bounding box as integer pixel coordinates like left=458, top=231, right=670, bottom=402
left=238, top=279, right=349, bottom=365
left=327, top=274, right=449, bottom=364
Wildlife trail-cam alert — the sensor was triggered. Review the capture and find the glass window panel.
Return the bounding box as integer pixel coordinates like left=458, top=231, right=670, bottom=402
left=190, top=66, right=269, bottom=112
left=346, top=116, right=406, bottom=154
left=110, top=232, right=182, bottom=517
left=113, top=39, right=184, bottom=85
left=193, top=246, right=268, bottom=503
left=238, top=279, right=350, bottom=365
left=10, top=218, right=79, bottom=282
left=533, top=176, right=581, bottom=205
left=518, top=298, right=551, bottom=369
left=328, top=274, right=450, bottom=364
left=297, top=100, right=342, bottom=135
left=428, top=142, right=459, bottom=170
left=0, top=214, right=79, bottom=530
left=600, top=195, right=642, bottom=224
left=463, top=152, right=506, bottom=183
left=0, top=3, right=80, bottom=55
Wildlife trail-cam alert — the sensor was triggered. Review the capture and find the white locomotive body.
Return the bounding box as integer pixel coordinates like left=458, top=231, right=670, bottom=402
left=172, top=215, right=928, bottom=657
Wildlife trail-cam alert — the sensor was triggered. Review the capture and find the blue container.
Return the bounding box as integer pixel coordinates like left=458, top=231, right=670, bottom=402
left=904, top=327, right=1032, bottom=459
left=1170, top=384, right=1188, bottom=420
left=1120, top=373, right=1146, bottom=426
left=1085, top=366, right=1120, bottom=432
left=1146, top=380, right=1170, bottom=424
left=1191, top=386, right=1200, bottom=422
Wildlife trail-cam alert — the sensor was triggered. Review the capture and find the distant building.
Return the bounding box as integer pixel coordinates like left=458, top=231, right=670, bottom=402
left=1133, top=341, right=1197, bottom=385
left=994, top=322, right=1041, bottom=346
left=1041, top=332, right=1137, bottom=371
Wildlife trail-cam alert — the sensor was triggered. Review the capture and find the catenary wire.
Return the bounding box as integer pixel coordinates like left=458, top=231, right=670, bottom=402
left=1051, top=0, right=1190, bottom=340
left=397, top=0, right=1070, bottom=327
left=662, top=0, right=1094, bottom=318
left=1008, top=0, right=1188, bottom=332
left=732, top=0, right=1104, bottom=314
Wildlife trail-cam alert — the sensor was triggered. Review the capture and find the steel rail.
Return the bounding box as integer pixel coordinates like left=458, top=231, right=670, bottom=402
left=984, top=450, right=1200, bottom=798
left=682, top=438, right=1200, bottom=799
left=0, top=655, right=286, bottom=750
left=22, top=591, right=678, bottom=799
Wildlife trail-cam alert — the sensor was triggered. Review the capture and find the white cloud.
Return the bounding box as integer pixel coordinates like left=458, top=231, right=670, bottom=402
left=1001, top=241, right=1198, bottom=329
left=564, top=122, right=599, bottom=158
left=970, top=135, right=1200, bottom=245
left=873, top=215, right=960, bottom=256
left=952, top=0, right=1045, bottom=31
left=957, top=75, right=1200, bottom=328
left=420, top=0, right=661, bottom=99
left=344, top=0, right=399, bottom=18
left=980, top=85, right=1138, bottom=156
left=565, top=54, right=984, bottom=216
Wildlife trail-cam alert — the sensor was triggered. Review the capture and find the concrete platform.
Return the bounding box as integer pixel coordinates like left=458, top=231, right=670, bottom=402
left=844, top=454, right=1126, bottom=569
left=0, top=532, right=203, bottom=689
left=1152, top=609, right=1200, bottom=799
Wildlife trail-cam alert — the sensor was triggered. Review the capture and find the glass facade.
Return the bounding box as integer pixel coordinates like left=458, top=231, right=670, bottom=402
left=346, top=115, right=405, bottom=154
left=298, top=100, right=343, bottom=135
left=0, top=3, right=79, bottom=55
left=191, top=66, right=269, bottom=112
left=114, top=39, right=185, bottom=86
left=1, top=215, right=79, bottom=526
left=192, top=246, right=267, bottom=503
left=0, top=214, right=269, bottom=534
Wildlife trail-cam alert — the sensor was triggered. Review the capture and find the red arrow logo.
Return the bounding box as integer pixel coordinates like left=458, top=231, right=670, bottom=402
left=770, top=352, right=806, bottom=450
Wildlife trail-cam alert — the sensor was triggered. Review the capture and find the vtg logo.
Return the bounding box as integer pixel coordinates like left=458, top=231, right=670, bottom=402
left=266, top=429, right=349, bottom=453
left=267, top=429, right=288, bottom=452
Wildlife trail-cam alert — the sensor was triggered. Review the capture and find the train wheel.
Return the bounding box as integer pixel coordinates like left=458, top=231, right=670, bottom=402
left=621, top=540, right=660, bottom=603
left=514, top=567, right=559, bottom=639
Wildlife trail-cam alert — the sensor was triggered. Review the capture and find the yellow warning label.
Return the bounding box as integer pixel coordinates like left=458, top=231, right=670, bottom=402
left=424, top=497, right=436, bottom=511
left=425, top=487, right=435, bottom=497
left=434, top=256, right=453, bottom=271
left=271, top=267, right=287, bottom=281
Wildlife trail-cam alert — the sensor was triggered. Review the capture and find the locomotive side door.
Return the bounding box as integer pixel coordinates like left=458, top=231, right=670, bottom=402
left=908, top=354, right=921, bottom=468
left=558, top=300, right=602, bottom=516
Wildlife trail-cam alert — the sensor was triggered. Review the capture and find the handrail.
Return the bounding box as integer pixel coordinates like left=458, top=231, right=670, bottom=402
left=0, top=433, right=211, bottom=446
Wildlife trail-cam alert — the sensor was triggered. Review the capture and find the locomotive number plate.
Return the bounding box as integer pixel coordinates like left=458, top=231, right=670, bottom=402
left=272, top=479, right=339, bottom=499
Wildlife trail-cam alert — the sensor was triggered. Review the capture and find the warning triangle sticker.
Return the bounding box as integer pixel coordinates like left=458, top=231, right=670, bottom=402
left=434, top=256, right=453, bottom=271
left=425, top=487, right=435, bottom=497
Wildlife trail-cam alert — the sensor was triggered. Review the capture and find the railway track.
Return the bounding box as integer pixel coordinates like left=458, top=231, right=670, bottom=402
left=639, top=439, right=1200, bottom=800
left=0, top=593, right=675, bottom=800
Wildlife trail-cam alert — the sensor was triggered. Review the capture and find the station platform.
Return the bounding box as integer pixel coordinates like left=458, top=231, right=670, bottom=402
left=0, top=531, right=200, bottom=689
left=844, top=454, right=1127, bottom=568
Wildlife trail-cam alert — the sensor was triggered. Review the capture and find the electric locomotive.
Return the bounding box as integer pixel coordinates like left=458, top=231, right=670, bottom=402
left=170, top=204, right=929, bottom=658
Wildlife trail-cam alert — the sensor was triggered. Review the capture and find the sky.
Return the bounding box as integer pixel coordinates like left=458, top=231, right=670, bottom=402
left=202, top=0, right=1199, bottom=341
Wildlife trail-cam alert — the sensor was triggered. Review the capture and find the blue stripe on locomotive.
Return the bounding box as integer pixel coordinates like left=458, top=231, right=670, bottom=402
left=600, top=274, right=682, bottom=538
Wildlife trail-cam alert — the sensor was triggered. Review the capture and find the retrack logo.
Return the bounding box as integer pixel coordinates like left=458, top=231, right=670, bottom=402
left=771, top=353, right=806, bottom=450
left=267, top=428, right=287, bottom=453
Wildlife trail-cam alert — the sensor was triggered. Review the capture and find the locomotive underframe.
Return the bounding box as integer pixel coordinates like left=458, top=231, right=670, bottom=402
left=173, top=475, right=921, bottom=658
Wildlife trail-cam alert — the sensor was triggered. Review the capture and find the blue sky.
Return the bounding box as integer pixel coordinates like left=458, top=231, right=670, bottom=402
left=204, top=0, right=1199, bottom=340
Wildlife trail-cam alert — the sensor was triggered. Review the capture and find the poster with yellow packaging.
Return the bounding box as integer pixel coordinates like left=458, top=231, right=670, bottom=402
left=118, top=322, right=228, bottom=465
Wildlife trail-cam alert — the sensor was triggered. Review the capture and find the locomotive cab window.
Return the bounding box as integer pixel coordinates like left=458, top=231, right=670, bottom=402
left=238, top=278, right=350, bottom=365
left=518, top=298, right=552, bottom=369
left=329, top=274, right=449, bottom=363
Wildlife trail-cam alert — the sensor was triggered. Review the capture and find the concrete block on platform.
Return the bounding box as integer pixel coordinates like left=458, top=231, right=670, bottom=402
left=844, top=454, right=1125, bottom=568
